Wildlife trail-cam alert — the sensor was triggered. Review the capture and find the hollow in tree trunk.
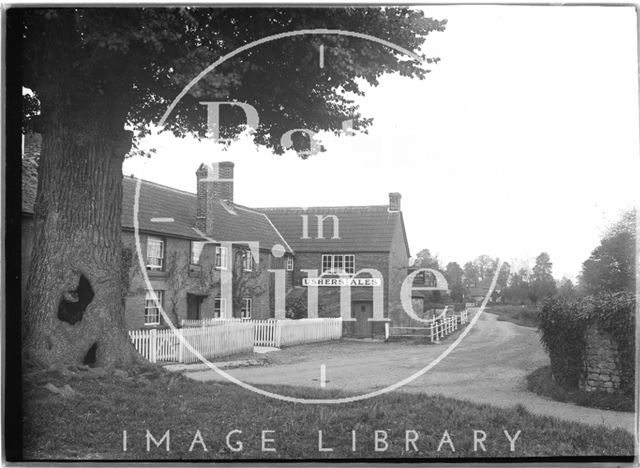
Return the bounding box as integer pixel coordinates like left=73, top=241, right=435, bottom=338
left=23, top=121, right=142, bottom=368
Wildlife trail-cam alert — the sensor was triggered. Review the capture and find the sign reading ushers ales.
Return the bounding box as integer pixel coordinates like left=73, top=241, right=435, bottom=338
left=302, top=277, right=382, bottom=287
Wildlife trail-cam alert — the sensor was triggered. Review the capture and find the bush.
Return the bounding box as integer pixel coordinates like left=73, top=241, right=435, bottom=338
left=538, top=292, right=635, bottom=394
left=285, top=295, right=307, bottom=319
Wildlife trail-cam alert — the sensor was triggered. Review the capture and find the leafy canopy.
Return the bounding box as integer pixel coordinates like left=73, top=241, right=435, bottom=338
left=21, top=8, right=446, bottom=154
left=579, top=209, right=636, bottom=295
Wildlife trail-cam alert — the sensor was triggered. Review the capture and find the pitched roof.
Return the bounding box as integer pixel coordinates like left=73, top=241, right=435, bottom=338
left=257, top=205, right=407, bottom=253
left=22, top=163, right=291, bottom=252
left=123, top=177, right=292, bottom=252
left=121, top=176, right=200, bottom=240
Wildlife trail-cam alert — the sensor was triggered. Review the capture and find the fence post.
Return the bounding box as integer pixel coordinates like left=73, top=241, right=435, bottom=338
left=150, top=329, right=157, bottom=363
left=178, top=328, right=184, bottom=363
left=275, top=321, right=282, bottom=348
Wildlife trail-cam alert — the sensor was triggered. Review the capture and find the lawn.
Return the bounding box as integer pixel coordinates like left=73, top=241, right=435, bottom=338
left=17, top=365, right=634, bottom=461
left=484, top=305, right=540, bottom=328
left=527, top=366, right=634, bottom=413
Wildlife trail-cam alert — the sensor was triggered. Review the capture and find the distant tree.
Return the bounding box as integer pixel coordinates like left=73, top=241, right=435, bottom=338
left=579, top=209, right=636, bottom=295
left=496, top=261, right=510, bottom=289
left=472, top=254, right=497, bottom=283
left=556, top=277, right=577, bottom=300
left=462, top=261, right=479, bottom=289
left=529, top=252, right=556, bottom=304
left=504, top=268, right=530, bottom=304
left=413, top=248, right=441, bottom=270
left=460, top=261, right=479, bottom=302
left=445, top=261, right=464, bottom=302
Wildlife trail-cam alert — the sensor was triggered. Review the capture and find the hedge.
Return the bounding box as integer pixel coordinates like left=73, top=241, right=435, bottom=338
left=538, top=292, right=635, bottom=394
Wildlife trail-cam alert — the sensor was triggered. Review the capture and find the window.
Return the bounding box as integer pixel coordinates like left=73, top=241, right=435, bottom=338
left=144, top=290, right=164, bottom=325
left=215, top=246, right=227, bottom=269
left=344, top=255, right=355, bottom=274
left=242, top=250, right=254, bottom=271
left=286, top=256, right=294, bottom=271
left=191, top=241, right=205, bottom=264
left=321, top=254, right=355, bottom=275
left=146, top=237, right=164, bottom=270
left=214, top=297, right=226, bottom=318
left=241, top=298, right=252, bottom=319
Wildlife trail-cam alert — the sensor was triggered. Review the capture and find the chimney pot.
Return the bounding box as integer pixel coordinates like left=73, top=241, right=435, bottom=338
left=389, top=192, right=402, bottom=212
left=195, top=161, right=235, bottom=234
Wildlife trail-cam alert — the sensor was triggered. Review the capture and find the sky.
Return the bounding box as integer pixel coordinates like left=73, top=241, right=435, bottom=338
left=123, top=5, right=639, bottom=281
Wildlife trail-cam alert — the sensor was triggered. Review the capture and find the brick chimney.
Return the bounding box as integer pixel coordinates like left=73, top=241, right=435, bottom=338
left=195, top=161, right=235, bottom=234
left=388, top=192, right=402, bottom=212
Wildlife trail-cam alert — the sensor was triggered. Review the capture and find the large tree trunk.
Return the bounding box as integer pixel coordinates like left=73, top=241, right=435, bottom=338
left=23, top=120, right=142, bottom=368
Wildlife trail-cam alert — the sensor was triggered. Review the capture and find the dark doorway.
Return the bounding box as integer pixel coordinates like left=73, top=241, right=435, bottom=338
left=353, top=301, right=373, bottom=338
left=187, top=294, right=205, bottom=320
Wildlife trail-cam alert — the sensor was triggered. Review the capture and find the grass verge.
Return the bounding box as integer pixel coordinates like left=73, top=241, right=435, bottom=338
left=484, top=305, right=540, bottom=328
left=19, top=365, right=634, bottom=461
left=526, top=366, right=634, bottom=413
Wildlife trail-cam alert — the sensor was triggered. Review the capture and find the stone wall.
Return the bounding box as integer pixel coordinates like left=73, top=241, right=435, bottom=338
left=579, top=323, right=621, bottom=393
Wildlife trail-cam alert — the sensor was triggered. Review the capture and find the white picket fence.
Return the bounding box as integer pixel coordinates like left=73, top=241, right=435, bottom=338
left=130, top=318, right=343, bottom=362
left=389, top=307, right=468, bottom=343
left=276, top=318, right=343, bottom=347
left=457, top=309, right=469, bottom=325
left=181, top=317, right=245, bottom=328
left=180, top=317, right=342, bottom=348
left=129, top=322, right=254, bottom=363
left=254, top=320, right=279, bottom=347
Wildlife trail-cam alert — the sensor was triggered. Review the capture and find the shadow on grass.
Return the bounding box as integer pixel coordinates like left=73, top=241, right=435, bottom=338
left=526, top=366, right=634, bottom=413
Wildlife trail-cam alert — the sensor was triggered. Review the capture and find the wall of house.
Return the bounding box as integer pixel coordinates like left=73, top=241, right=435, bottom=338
left=387, top=219, right=414, bottom=328
left=291, top=251, right=390, bottom=322
left=122, top=231, right=275, bottom=329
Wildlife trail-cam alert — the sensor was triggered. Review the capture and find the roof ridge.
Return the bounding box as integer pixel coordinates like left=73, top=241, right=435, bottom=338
left=124, top=175, right=196, bottom=198
left=236, top=205, right=295, bottom=254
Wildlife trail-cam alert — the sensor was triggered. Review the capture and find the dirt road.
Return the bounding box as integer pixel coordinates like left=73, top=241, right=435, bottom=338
left=184, top=311, right=635, bottom=434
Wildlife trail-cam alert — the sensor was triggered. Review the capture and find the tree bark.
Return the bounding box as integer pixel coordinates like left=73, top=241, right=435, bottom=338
left=23, top=119, right=142, bottom=368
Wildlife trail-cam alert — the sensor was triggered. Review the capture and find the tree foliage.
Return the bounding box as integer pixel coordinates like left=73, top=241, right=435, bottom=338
left=444, top=261, right=464, bottom=302
left=462, top=261, right=478, bottom=290
left=579, top=209, right=636, bottom=295
left=22, top=8, right=446, bottom=153
left=502, top=267, right=530, bottom=304
left=529, top=252, right=556, bottom=304
left=557, top=277, right=577, bottom=300
left=412, top=248, right=441, bottom=270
